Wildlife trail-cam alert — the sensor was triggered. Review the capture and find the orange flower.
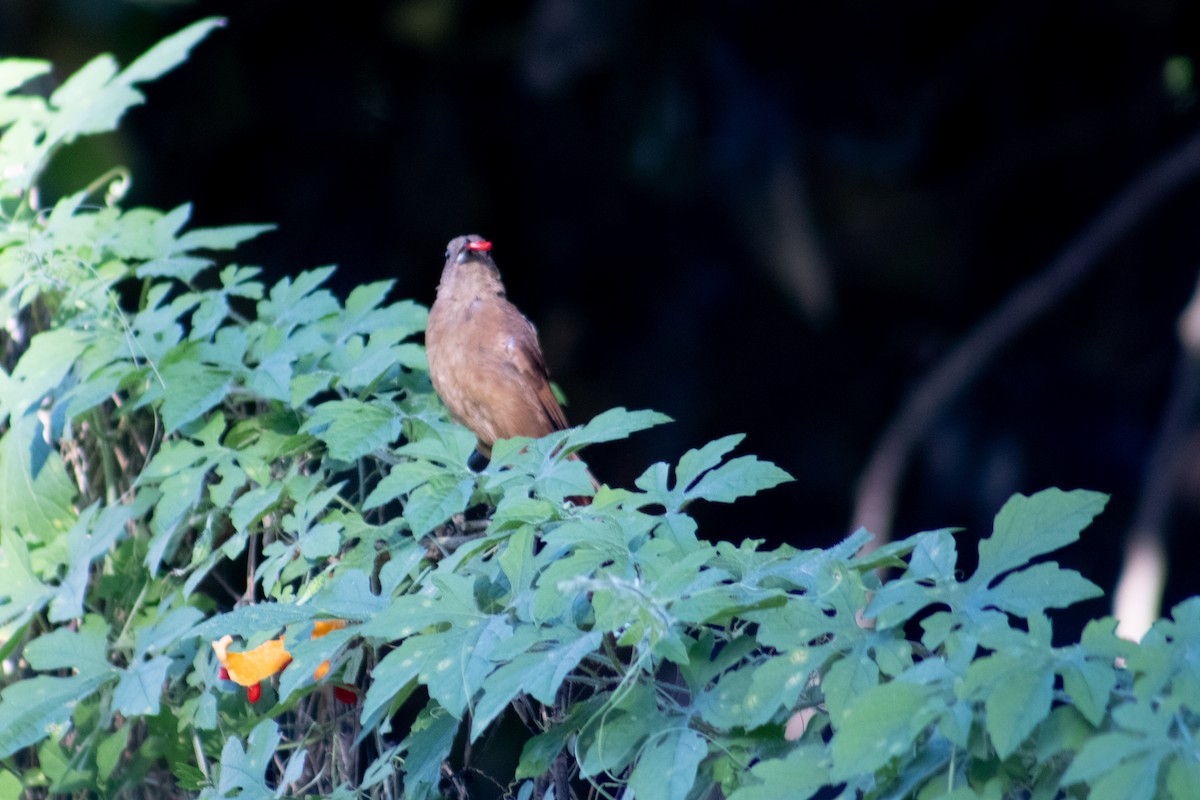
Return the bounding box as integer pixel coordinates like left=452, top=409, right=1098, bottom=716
left=212, top=619, right=349, bottom=689
left=212, top=635, right=291, bottom=687
left=312, top=619, right=347, bottom=637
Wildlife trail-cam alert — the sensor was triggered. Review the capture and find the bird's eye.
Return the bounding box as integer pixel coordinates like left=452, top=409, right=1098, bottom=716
left=444, top=249, right=450, bottom=260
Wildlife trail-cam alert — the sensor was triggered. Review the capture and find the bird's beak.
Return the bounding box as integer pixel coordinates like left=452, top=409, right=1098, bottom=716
left=458, top=239, right=492, bottom=263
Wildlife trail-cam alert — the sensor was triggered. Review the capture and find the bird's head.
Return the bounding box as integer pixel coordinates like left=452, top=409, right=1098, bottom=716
left=439, top=235, right=504, bottom=299
left=440, top=234, right=503, bottom=293
left=445, top=234, right=494, bottom=264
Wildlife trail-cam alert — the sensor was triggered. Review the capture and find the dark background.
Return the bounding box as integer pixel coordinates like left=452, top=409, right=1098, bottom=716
left=4, top=0, right=1200, bottom=635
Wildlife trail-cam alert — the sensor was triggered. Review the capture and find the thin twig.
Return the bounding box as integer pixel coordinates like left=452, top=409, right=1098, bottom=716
left=553, top=750, right=572, bottom=800
left=853, top=126, right=1200, bottom=546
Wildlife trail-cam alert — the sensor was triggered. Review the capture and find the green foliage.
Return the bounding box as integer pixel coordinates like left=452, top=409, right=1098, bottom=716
left=1, top=20, right=1197, bottom=800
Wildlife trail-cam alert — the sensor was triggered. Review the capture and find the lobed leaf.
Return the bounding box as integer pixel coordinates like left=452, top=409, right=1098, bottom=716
left=211, top=719, right=284, bottom=800
left=565, top=406, right=672, bottom=449
left=975, top=488, right=1108, bottom=583
left=119, top=17, right=227, bottom=86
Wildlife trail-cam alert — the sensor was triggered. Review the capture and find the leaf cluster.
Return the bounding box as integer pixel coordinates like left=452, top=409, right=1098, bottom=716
left=0, top=20, right=1197, bottom=800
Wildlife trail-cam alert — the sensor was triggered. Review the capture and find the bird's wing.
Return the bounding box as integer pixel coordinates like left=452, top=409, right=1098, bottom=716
left=499, top=309, right=570, bottom=432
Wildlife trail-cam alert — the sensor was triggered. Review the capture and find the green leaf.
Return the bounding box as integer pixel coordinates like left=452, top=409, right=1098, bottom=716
left=975, top=489, right=1107, bottom=582
left=0, top=673, right=114, bottom=758
left=694, top=665, right=761, bottom=731
left=363, top=459, right=444, bottom=509
left=1061, top=731, right=1144, bottom=785
left=310, top=567, right=391, bottom=618
left=189, top=291, right=229, bottom=341
left=156, top=360, right=231, bottom=433
left=47, top=53, right=130, bottom=141
left=140, top=436, right=209, bottom=479
left=360, top=743, right=402, bottom=790
left=0, top=59, right=50, bottom=95
left=498, top=525, right=537, bottom=597
left=402, top=475, right=476, bottom=537
left=146, top=463, right=209, bottom=573
left=214, top=719, right=283, bottom=800
left=985, top=561, right=1103, bottom=617
left=0, top=327, right=89, bottom=425
left=1034, top=705, right=1093, bottom=762
left=407, top=619, right=507, bottom=717
left=190, top=601, right=313, bottom=640
left=40, top=734, right=97, bottom=793
left=105, top=205, right=185, bottom=260
left=471, top=629, right=604, bottom=740
left=96, top=726, right=129, bottom=782
left=259, top=267, right=340, bottom=330
left=342, top=281, right=395, bottom=330
left=397, top=417, right=477, bottom=466
left=728, top=747, right=829, bottom=800
left=866, top=578, right=938, bottom=630
left=172, top=222, right=274, bottom=254
left=137, top=255, right=212, bottom=281
left=905, top=528, right=959, bottom=582
left=984, top=659, right=1053, bottom=758
left=1128, top=597, right=1200, bottom=706
left=298, top=522, right=341, bottom=559
left=50, top=502, right=134, bottom=622
left=136, top=604, right=204, bottom=659
left=1059, top=657, right=1117, bottom=726
left=674, top=434, right=745, bottom=487
left=23, top=620, right=111, bottom=677
left=401, top=702, right=460, bottom=800
left=684, top=453, right=793, bottom=505
left=0, top=411, right=77, bottom=543
left=278, top=625, right=356, bottom=702
left=119, top=17, right=226, bottom=86
left=301, top=398, right=399, bottom=462
left=830, top=680, right=940, bottom=781
left=627, top=728, right=707, bottom=800
left=230, top=484, right=283, bottom=531
left=0, top=534, right=53, bottom=628
left=742, top=649, right=821, bottom=729
left=335, top=329, right=411, bottom=389
left=362, top=573, right=485, bottom=640
left=820, top=650, right=880, bottom=726
left=633, top=434, right=792, bottom=512
left=1167, top=755, right=1200, bottom=800
left=578, top=683, right=667, bottom=777
left=1089, top=756, right=1162, bottom=800
left=209, top=459, right=247, bottom=507
left=962, top=648, right=1054, bottom=759
left=361, top=602, right=498, bottom=721
left=564, top=407, right=672, bottom=449
left=516, top=725, right=573, bottom=780
left=112, top=656, right=172, bottom=717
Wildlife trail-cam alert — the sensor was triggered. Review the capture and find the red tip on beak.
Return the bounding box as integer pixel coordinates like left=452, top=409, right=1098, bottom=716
left=466, top=239, right=493, bottom=252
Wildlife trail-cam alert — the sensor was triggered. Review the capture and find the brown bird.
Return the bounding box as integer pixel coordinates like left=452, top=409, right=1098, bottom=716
left=426, top=234, right=596, bottom=487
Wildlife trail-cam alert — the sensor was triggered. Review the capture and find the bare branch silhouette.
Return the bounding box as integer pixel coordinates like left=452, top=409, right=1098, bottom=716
left=853, top=127, right=1200, bottom=547
left=1113, top=269, right=1200, bottom=639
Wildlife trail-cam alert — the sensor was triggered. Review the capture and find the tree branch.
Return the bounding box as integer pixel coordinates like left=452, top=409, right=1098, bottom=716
left=853, top=126, right=1200, bottom=546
